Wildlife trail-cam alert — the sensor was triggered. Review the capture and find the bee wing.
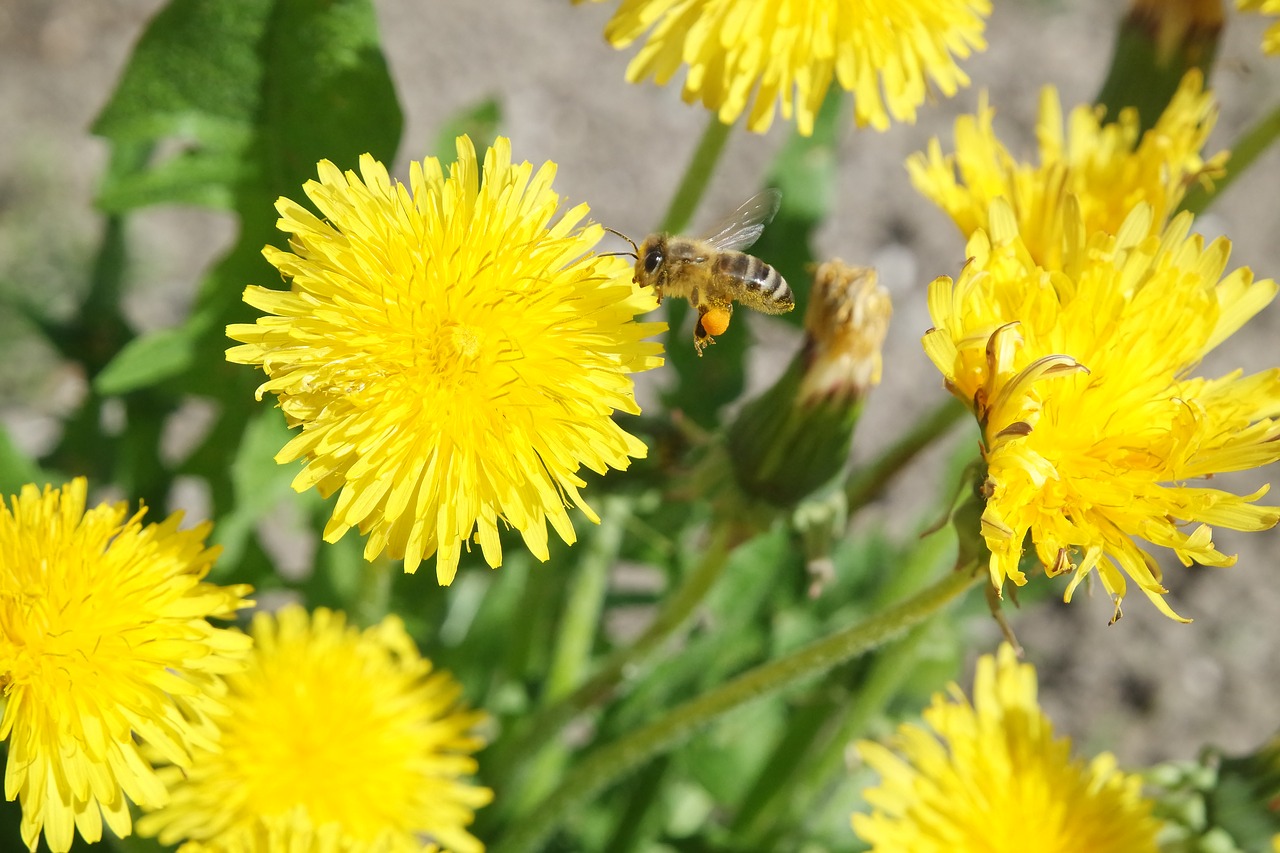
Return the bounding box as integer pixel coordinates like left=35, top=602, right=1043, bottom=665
left=698, top=188, right=782, bottom=252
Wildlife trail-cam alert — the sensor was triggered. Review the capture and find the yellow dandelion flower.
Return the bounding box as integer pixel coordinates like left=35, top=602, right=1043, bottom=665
left=137, top=606, right=492, bottom=853
left=170, top=807, right=434, bottom=853
left=1239, top=0, right=1280, bottom=54
left=854, top=643, right=1163, bottom=852
left=908, top=70, right=1227, bottom=267
left=0, top=479, right=252, bottom=853
left=581, top=0, right=991, bottom=135
left=923, top=198, right=1280, bottom=621
left=227, top=136, right=664, bottom=585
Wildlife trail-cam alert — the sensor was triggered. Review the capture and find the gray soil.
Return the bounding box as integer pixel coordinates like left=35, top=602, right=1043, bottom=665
left=3, top=0, right=1280, bottom=779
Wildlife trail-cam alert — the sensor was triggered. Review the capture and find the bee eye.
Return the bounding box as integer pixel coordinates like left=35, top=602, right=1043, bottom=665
left=644, top=249, right=663, bottom=275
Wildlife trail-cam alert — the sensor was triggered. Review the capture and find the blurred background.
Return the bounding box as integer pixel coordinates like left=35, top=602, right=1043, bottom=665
left=2, top=0, right=1280, bottom=774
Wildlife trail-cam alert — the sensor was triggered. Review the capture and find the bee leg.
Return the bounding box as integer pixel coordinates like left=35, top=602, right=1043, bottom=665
left=693, top=312, right=714, bottom=357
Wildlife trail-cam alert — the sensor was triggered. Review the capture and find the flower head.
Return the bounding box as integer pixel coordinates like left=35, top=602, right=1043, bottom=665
left=924, top=199, right=1280, bottom=621
left=137, top=606, right=492, bottom=853
left=0, top=479, right=252, bottom=853
left=853, top=643, right=1163, bottom=852
left=908, top=70, right=1226, bottom=268
left=1238, top=0, right=1280, bottom=54
left=583, top=0, right=991, bottom=134
left=227, top=136, right=664, bottom=585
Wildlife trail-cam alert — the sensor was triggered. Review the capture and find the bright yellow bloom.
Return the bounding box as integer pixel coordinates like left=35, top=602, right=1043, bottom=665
left=1239, top=0, right=1280, bottom=53
left=137, top=606, right=492, bottom=853
left=924, top=199, right=1280, bottom=621
left=854, top=644, right=1162, bottom=852
left=227, top=136, right=664, bottom=585
left=582, top=0, right=991, bottom=134
left=908, top=70, right=1227, bottom=268
left=171, top=808, right=431, bottom=853
left=0, top=479, right=252, bottom=853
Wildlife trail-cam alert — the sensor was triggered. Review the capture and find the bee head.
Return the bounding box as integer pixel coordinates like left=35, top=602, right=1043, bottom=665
left=635, top=235, right=668, bottom=288
left=643, top=246, right=663, bottom=274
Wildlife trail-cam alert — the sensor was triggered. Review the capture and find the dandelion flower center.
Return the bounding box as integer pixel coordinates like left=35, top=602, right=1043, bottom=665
left=445, top=322, right=482, bottom=362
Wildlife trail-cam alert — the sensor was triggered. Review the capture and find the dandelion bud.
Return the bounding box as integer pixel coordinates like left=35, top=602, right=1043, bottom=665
left=724, top=261, right=891, bottom=508
left=1097, top=0, right=1222, bottom=128
left=1147, top=733, right=1280, bottom=851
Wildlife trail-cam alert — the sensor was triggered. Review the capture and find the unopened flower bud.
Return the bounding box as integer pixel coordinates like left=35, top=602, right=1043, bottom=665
left=723, top=260, right=892, bottom=508
left=1098, top=0, right=1222, bottom=128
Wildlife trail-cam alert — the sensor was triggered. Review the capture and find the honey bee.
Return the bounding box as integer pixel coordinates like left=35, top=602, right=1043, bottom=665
left=606, top=189, right=794, bottom=356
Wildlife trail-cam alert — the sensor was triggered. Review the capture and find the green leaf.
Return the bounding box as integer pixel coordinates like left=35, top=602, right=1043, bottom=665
left=88, top=0, right=403, bottom=535
left=93, top=0, right=273, bottom=210
left=254, top=0, right=402, bottom=199
left=0, top=426, right=46, bottom=494
left=432, top=98, right=503, bottom=165
left=96, top=129, right=253, bottom=211
left=190, top=0, right=404, bottom=369
left=705, top=526, right=794, bottom=626
left=211, top=407, right=300, bottom=569
left=685, top=699, right=786, bottom=803
left=93, top=0, right=402, bottom=213
left=92, top=318, right=207, bottom=396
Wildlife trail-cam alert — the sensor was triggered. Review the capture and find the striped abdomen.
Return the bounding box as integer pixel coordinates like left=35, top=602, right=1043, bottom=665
left=712, top=252, right=793, bottom=314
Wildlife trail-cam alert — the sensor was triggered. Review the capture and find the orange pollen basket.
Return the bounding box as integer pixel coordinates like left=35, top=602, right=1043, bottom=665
left=701, top=309, right=731, bottom=336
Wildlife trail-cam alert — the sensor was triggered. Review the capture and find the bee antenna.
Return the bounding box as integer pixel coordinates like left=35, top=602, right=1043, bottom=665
left=601, top=226, right=639, bottom=259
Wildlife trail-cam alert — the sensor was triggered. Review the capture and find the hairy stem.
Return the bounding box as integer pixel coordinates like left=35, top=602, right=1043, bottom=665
left=493, top=564, right=982, bottom=853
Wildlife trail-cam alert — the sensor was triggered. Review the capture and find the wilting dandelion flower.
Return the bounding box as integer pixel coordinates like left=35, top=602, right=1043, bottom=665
left=581, top=0, right=991, bottom=134
left=908, top=70, right=1226, bottom=268
left=227, top=136, right=664, bottom=585
left=923, top=199, right=1280, bottom=621
left=1238, top=0, right=1280, bottom=53
left=854, top=644, right=1163, bottom=852
left=137, top=606, right=492, bottom=853
left=0, top=479, right=252, bottom=853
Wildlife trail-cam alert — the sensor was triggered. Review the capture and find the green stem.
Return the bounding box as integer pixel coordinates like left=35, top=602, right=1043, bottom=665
left=488, top=524, right=734, bottom=783
left=844, top=397, right=969, bottom=513
left=501, top=498, right=633, bottom=817
left=544, top=496, right=630, bottom=701
left=732, top=527, right=955, bottom=845
left=660, top=116, right=734, bottom=234
left=492, top=564, right=982, bottom=853
left=771, top=627, right=929, bottom=839
left=1180, top=101, right=1280, bottom=216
